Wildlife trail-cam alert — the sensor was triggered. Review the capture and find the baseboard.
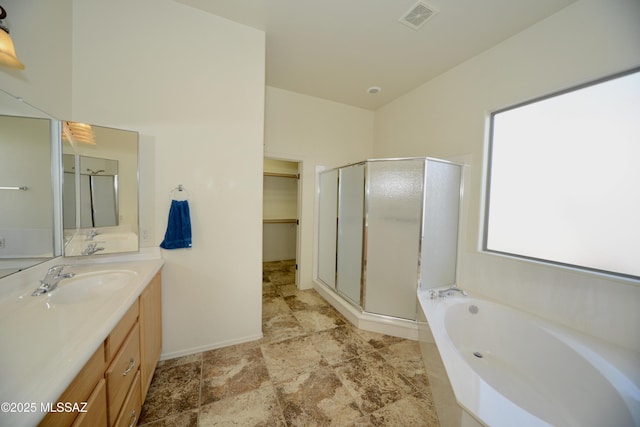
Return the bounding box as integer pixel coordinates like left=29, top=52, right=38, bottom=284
left=159, top=332, right=264, bottom=361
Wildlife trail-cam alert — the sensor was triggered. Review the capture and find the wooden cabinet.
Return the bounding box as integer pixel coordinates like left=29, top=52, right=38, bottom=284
left=39, top=271, right=162, bottom=427
left=139, top=272, right=162, bottom=401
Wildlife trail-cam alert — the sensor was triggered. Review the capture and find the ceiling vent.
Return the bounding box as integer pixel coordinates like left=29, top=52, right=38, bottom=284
left=399, top=1, right=438, bottom=30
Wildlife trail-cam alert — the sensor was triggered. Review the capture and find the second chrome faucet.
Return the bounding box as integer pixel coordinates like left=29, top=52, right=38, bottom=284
left=82, top=242, right=105, bottom=256
left=429, top=285, right=467, bottom=299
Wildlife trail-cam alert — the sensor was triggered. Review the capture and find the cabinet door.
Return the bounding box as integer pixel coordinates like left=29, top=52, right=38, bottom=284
left=139, top=272, right=162, bottom=402
left=71, top=379, right=107, bottom=427
left=39, top=343, right=105, bottom=427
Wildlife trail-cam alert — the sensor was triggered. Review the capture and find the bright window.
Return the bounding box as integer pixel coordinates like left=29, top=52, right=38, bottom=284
left=484, top=68, right=640, bottom=279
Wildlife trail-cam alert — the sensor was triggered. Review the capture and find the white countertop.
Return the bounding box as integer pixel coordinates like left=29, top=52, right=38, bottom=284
left=0, top=251, right=164, bottom=427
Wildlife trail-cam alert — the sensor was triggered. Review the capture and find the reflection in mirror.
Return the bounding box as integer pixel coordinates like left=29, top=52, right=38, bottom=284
left=62, top=123, right=139, bottom=257
left=63, top=155, right=119, bottom=228
left=0, top=90, right=61, bottom=279
left=81, top=156, right=118, bottom=227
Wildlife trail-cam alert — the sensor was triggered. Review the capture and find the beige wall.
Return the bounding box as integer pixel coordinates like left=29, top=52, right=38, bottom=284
left=71, top=0, right=266, bottom=357
left=264, top=86, right=374, bottom=290
left=374, top=0, right=640, bottom=352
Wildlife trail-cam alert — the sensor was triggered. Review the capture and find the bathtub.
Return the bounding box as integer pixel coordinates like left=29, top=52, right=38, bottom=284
left=418, top=290, right=640, bottom=427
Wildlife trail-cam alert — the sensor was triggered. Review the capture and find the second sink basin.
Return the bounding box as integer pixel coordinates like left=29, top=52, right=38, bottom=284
left=46, top=270, right=137, bottom=305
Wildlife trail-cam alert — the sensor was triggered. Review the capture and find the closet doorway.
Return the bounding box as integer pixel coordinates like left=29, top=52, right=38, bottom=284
left=263, top=158, right=300, bottom=286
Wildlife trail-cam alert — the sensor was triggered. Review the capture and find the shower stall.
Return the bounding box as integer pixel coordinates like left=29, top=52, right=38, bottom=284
left=317, top=157, right=462, bottom=322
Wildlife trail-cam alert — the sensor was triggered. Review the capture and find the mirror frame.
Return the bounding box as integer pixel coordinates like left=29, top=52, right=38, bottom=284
left=61, top=123, right=140, bottom=258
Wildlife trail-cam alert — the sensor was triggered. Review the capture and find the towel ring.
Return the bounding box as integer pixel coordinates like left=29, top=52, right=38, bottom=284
left=170, top=184, right=191, bottom=201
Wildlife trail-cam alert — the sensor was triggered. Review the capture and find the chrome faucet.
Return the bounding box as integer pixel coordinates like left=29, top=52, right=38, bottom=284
left=430, top=285, right=467, bottom=299
left=32, top=265, right=75, bottom=296
left=86, top=229, right=100, bottom=240
left=438, top=285, right=467, bottom=298
left=82, top=242, right=105, bottom=255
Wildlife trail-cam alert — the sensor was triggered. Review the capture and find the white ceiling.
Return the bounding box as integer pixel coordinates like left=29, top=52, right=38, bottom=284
left=176, top=0, right=578, bottom=110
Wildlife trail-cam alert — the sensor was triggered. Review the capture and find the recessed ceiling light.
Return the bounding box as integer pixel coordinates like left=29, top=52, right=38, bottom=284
left=367, top=86, right=381, bottom=95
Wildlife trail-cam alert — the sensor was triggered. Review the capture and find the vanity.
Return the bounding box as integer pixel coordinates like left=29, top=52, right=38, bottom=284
left=0, top=88, right=163, bottom=426
left=41, top=266, right=162, bottom=427
left=0, top=256, right=164, bottom=427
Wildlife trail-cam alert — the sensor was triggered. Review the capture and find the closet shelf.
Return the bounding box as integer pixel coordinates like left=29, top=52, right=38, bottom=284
left=264, top=172, right=298, bottom=179
left=263, top=219, right=297, bottom=224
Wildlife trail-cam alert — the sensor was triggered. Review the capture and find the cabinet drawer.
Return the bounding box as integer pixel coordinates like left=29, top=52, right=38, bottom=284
left=113, top=371, right=141, bottom=427
left=71, top=378, right=107, bottom=427
left=106, top=322, right=140, bottom=425
left=106, top=302, right=138, bottom=362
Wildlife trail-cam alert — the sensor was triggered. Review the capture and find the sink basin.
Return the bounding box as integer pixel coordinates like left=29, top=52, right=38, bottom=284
left=45, top=270, right=137, bottom=305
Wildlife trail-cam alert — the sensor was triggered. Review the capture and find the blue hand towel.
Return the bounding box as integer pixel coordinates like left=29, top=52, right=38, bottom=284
left=160, top=200, right=192, bottom=249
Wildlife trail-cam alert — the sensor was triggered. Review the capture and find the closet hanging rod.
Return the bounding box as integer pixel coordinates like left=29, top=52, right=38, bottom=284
left=0, top=186, right=28, bottom=191
left=263, top=219, right=297, bottom=224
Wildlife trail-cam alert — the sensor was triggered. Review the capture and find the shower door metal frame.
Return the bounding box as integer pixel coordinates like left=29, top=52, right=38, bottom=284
left=316, top=157, right=464, bottom=322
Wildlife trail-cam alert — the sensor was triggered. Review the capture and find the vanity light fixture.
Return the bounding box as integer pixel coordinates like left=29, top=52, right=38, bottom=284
left=0, top=5, right=25, bottom=70
left=62, top=121, right=96, bottom=146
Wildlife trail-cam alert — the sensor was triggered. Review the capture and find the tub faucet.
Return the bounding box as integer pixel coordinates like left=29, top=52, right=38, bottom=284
left=32, top=265, right=75, bottom=296
left=82, top=242, right=105, bottom=255
left=433, top=285, right=467, bottom=299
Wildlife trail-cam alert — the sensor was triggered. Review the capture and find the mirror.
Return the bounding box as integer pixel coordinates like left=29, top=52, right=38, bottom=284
left=62, top=123, right=139, bottom=257
left=0, top=87, right=139, bottom=277
left=0, top=90, right=61, bottom=278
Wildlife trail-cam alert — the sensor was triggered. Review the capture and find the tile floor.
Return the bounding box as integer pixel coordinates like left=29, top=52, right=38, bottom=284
left=138, top=260, right=440, bottom=426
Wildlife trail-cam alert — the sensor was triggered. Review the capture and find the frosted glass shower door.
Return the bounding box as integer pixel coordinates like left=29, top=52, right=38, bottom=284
left=421, top=160, right=462, bottom=290
left=364, top=159, right=425, bottom=320
left=317, top=169, right=338, bottom=289
left=336, top=163, right=365, bottom=307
